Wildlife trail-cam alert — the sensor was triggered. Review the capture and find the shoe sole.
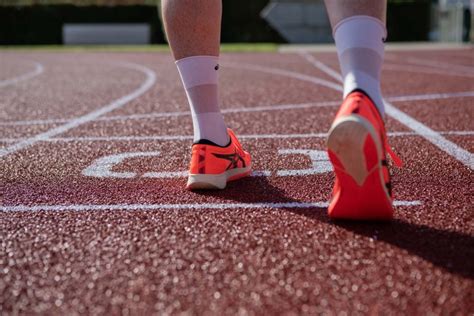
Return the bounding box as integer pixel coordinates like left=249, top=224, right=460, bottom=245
left=327, top=115, right=393, bottom=220
left=186, top=165, right=252, bottom=190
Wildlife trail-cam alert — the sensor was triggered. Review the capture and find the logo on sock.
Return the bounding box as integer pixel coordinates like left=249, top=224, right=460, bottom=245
left=215, top=64, right=219, bottom=71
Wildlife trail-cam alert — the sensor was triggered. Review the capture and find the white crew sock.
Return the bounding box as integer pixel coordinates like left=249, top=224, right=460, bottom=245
left=334, top=15, right=387, bottom=116
left=176, top=55, right=229, bottom=146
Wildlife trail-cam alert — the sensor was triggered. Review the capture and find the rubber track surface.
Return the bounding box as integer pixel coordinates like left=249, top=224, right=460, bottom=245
left=1, top=49, right=473, bottom=315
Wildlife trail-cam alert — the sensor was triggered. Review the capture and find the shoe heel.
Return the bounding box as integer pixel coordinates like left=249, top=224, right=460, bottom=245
left=327, top=116, right=392, bottom=220
left=328, top=117, right=375, bottom=186
left=187, top=174, right=227, bottom=190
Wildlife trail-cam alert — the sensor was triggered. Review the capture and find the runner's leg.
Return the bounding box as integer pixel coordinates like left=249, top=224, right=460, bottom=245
left=324, top=0, right=387, bottom=115
left=162, top=0, right=229, bottom=146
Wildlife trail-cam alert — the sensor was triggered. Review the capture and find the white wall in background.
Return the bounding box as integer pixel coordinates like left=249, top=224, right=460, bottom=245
left=63, top=24, right=151, bottom=45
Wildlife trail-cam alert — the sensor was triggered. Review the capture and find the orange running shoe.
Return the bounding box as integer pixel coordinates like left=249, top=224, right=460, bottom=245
left=186, top=128, right=251, bottom=190
left=327, top=90, right=402, bottom=220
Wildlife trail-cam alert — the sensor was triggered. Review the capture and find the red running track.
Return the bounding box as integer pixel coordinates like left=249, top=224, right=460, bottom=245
left=0, top=48, right=473, bottom=315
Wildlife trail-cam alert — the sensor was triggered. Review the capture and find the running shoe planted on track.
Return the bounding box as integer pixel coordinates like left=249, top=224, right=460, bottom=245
left=327, top=91, right=402, bottom=220
left=187, top=128, right=251, bottom=190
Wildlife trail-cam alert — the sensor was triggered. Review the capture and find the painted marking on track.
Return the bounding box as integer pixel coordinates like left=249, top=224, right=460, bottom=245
left=1, top=131, right=474, bottom=144
left=0, top=118, right=67, bottom=127
left=386, top=55, right=474, bottom=74
left=82, top=149, right=332, bottom=179
left=0, top=100, right=339, bottom=126
left=83, top=151, right=162, bottom=178
left=386, top=91, right=474, bottom=102
left=1, top=90, right=473, bottom=127
left=0, top=61, right=44, bottom=88
left=300, top=54, right=474, bottom=170
left=0, top=62, right=156, bottom=159
left=83, top=151, right=188, bottom=179
left=251, top=170, right=272, bottom=177
left=382, top=62, right=474, bottom=78
left=144, top=171, right=189, bottom=178
left=277, top=149, right=332, bottom=176
left=300, top=52, right=342, bottom=82
left=0, top=200, right=423, bottom=212
left=384, top=103, right=474, bottom=169
left=103, top=100, right=339, bottom=121
left=226, top=62, right=344, bottom=92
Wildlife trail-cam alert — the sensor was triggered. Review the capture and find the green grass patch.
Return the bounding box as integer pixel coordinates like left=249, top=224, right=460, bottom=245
left=220, top=43, right=279, bottom=52
left=0, top=43, right=279, bottom=53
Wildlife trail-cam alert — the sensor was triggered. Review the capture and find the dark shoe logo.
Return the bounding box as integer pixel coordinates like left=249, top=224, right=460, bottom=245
left=212, top=151, right=246, bottom=170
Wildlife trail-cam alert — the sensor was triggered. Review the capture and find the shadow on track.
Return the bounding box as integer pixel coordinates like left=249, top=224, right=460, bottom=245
left=333, top=220, right=474, bottom=280
left=193, top=176, right=474, bottom=279
left=191, top=175, right=329, bottom=218
left=291, top=205, right=474, bottom=280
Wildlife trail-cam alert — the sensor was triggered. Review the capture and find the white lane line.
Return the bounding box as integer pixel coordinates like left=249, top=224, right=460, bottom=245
left=383, top=63, right=474, bottom=78
left=300, top=53, right=342, bottom=83
left=386, top=91, right=474, bottom=102
left=300, top=52, right=342, bottom=82
left=1, top=131, right=473, bottom=143
left=392, top=55, right=474, bottom=74
left=0, top=61, right=44, bottom=88
left=0, top=100, right=339, bottom=126
left=0, top=62, right=156, bottom=159
left=0, top=200, right=422, bottom=212
left=300, top=54, right=474, bottom=170
left=0, top=118, right=67, bottom=127
left=1, top=90, right=473, bottom=127
left=299, top=52, right=474, bottom=100
left=302, top=52, right=474, bottom=104
left=225, top=62, right=344, bottom=92
left=102, top=100, right=341, bottom=120
left=384, top=103, right=474, bottom=169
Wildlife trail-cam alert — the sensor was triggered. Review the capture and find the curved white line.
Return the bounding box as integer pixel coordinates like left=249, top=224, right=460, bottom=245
left=384, top=54, right=474, bottom=74
left=404, top=56, right=474, bottom=74
left=300, top=52, right=342, bottom=82
left=0, top=62, right=156, bottom=159
left=383, top=63, right=474, bottom=78
left=0, top=61, right=44, bottom=88
left=225, top=61, right=344, bottom=92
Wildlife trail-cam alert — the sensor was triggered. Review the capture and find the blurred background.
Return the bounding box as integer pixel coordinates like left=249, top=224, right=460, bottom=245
left=0, top=0, right=472, bottom=46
